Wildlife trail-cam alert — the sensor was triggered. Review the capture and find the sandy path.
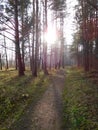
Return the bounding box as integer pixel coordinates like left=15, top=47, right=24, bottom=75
left=10, top=70, right=65, bottom=130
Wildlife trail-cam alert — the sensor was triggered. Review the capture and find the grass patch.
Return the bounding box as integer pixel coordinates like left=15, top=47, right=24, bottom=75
left=63, top=68, right=98, bottom=130
left=0, top=70, right=48, bottom=130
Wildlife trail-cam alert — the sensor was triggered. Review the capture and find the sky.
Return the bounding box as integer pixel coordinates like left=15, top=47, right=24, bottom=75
left=64, top=0, right=78, bottom=45
left=45, top=0, right=78, bottom=47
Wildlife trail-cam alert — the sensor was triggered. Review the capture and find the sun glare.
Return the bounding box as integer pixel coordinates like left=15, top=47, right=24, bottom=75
left=44, top=27, right=57, bottom=46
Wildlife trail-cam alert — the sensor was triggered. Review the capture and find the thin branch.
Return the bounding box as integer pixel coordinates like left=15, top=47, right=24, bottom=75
left=8, top=19, right=15, bottom=28
left=0, top=19, right=15, bottom=31
left=0, top=33, right=15, bottom=42
left=4, top=30, right=15, bottom=37
left=0, top=44, right=15, bottom=52
left=86, top=0, right=98, bottom=10
left=2, top=15, right=15, bottom=28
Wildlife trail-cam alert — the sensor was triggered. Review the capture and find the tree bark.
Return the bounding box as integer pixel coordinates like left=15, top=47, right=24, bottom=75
left=84, top=41, right=89, bottom=72
left=15, top=0, right=24, bottom=76
left=31, top=0, right=35, bottom=76
left=4, top=35, right=8, bottom=70
left=0, top=53, right=2, bottom=70
left=21, top=7, right=25, bottom=71
left=33, top=0, right=39, bottom=77
left=43, top=0, right=48, bottom=75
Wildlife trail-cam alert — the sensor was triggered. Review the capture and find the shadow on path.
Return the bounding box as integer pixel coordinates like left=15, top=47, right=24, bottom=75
left=10, top=70, right=65, bottom=130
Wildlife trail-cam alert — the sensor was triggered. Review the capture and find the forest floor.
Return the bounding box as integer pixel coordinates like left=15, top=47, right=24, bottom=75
left=10, top=69, right=65, bottom=130
left=1, top=68, right=98, bottom=130
left=63, top=67, right=98, bottom=130
left=0, top=70, right=48, bottom=130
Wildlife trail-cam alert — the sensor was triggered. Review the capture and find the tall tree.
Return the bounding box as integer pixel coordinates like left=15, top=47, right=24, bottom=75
left=31, top=0, right=35, bottom=76
left=43, top=0, right=48, bottom=74
left=4, top=35, right=8, bottom=70
left=33, top=0, right=39, bottom=77
left=75, top=0, right=98, bottom=71
left=14, top=0, right=24, bottom=76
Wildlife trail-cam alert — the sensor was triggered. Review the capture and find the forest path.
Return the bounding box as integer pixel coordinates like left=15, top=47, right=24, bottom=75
left=11, top=69, right=65, bottom=130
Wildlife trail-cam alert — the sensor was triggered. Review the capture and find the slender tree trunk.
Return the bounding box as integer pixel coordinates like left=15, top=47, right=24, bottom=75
left=15, top=0, right=24, bottom=76
left=77, top=44, right=81, bottom=67
left=0, top=53, right=2, bottom=70
left=54, top=46, right=57, bottom=69
left=33, top=0, right=39, bottom=77
left=4, top=35, right=8, bottom=70
left=28, top=35, right=32, bottom=70
left=31, top=0, right=35, bottom=76
left=39, top=1, right=42, bottom=70
left=43, top=0, right=48, bottom=75
left=84, top=41, right=89, bottom=71
left=89, top=42, right=93, bottom=70
left=49, top=57, right=51, bottom=70
left=81, top=0, right=89, bottom=72
left=15, top=44, right=18, bottom=70
left=60, top=16, right=64, bottom=68
left=95, top=8, right=98, bottom=70
left=95, top=38, right=98, bottom=70
left=21, top=4, right=25, bottom=71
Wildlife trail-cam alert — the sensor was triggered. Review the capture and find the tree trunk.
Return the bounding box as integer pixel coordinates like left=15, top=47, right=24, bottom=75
left=95, top=38, right=98, bottom=70
left=4, top=35, right=8, bottom=70
left=43, top=0, right=48, bottom=75
left=84, top=41, right=89, bottom=72
left=0, top=53, right=2, bottom=70
left=21, top=29, right=25, bottom=71
left=60, top=16, right=65, bottom=68
left=31, top=0, right=35, bottom=76
left=89, top=42, right=93, bottom=70
left=15, top=44, right=18, bottom=70
left=15, top=0, right=24, bottom=76
left=21, top=4, right=25, bottom=71
left=33, top=0, right=39, bottom=77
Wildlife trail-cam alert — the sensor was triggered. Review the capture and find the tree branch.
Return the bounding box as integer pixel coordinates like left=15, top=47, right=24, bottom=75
left=0, top=33, right=15, bottom=42
left=0, top=44, right=15, bottom=52
left=86, top=0, right=98, bottom=10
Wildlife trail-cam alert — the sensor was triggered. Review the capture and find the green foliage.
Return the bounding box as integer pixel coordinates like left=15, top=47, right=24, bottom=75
left=0, top=70, right=48, bottom=129
left=63, top=67, right=98, bottom=130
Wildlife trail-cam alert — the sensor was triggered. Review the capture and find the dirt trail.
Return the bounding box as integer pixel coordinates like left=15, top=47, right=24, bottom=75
left=11, top=70, right=65, bottom=130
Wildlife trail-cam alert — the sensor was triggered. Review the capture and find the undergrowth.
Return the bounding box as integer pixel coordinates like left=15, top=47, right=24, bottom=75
left=0, top=70, right=48, bottom=130
left=63, top=67, right=98, bottom=130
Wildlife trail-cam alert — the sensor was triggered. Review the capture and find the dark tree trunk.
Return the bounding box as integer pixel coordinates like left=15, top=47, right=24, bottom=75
left=4, top=35, right=8, bottom=70
left=54, top=46, right=57, bottom=69
left=0, top=53, right=2, bottom=70
left=15, top=0, right=24, bottom=76
left=15, top=44, right=18, bottom=70
left=22, top=39, right=25, bottom=71
left=21, top=5, right=25, bottom=71
left=60, top=16, right=65, bottom=68
left=95, top=38, right=98, bottom=70
left=89, top=42, right=93, bottom=70
left=33, top=0, right=39, bottom=77
left=32, top=0, right=35, bottom=76
left=28, top=35, right=32, bottom=70
left=43, top=0, right=48, bottom=75
left=77, top=44, right=81, bottom=68
left=84, top=41, right=89, bottom=72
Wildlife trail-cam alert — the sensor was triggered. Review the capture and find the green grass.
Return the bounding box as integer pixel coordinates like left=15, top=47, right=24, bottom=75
left=0, top=70, right=48, bottom=130
left=63, top=67, right=98, bottom=130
